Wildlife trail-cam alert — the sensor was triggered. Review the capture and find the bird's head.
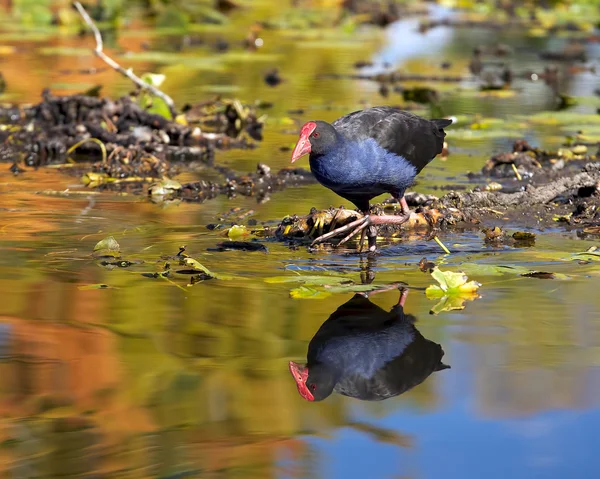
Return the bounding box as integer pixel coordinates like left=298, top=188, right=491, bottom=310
left=288, top=361, right=336, bottom=401
left=291, top=121, right=338, bottom=162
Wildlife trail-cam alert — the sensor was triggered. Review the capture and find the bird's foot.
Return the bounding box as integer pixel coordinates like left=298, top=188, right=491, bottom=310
left=311, top=215, right=372, bottom=248
left=311, top=197, right=412, bottom=251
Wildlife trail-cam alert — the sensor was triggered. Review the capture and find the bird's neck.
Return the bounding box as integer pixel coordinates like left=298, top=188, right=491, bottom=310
left=308, top=138, right=352, bottom=179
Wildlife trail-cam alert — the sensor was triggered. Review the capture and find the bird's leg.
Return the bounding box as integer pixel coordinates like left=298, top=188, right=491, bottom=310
left=368, top=196, right=412, bottom=227
left=359, top=282, right=408, bottom=299
left=398, top=287, right=409, bottom=307
left=366, top=225, right=378, bottom=252
left=357, top=208, right=373, bottom=253
left=311, top=198, right=412, bottom=249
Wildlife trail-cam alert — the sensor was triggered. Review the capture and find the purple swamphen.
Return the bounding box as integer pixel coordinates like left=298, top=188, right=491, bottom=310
left=291, top=106, right=452, bottom=251
left=289, top=288, right=450, bottom=402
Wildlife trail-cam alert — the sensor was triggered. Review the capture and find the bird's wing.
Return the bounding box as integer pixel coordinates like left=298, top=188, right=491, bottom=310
left=332, top=107, right=451, bottom=173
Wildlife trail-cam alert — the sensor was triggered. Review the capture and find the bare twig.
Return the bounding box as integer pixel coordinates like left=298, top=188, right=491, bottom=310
left=73, top=1, right=177, bottom=119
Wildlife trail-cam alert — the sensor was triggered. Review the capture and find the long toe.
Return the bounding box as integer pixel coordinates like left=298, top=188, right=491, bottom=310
left=337, top=218, right=371, bottom=247
left=311, top=216, right=370, bottom=246
left=369, top=213, right=411, bottom=227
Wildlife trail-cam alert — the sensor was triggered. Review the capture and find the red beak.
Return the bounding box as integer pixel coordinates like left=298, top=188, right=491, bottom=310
left=289, top=361, right=314, bottom=401
left=291, top=122, right=317, bottom=163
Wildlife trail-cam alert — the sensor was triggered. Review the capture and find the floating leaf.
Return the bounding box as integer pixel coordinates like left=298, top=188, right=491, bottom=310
left=227, top=225, right=250, bottom=239
left=38, top=47, right=92, bottom=56
left=429, top=293, right=479, bottom=315
left=456, top=263, right=531, bottom=277
left=571, top=251, right=600, bottom=262
left=78, top=284, right=115, bottom=290
left=122, top=51, right=224, bottom=71
left=521, top=272, right=570, bottom=280
left=426, top=267, right=481, bottom=297
left=290, top=286, right=332, bottom=300
left=181, top=257, right=213, bottom=276
left=93, top=236, right=120, bottom=257
left=265, top=275, right=350, bottom=286
left=214, top=241, right=268, bottom=253
left=178, top=256, right=235, bottom=281
left=148, top=178, right=182, bottom=197
left=82, top=172, right=108, bottom=188
left=324, top=283, right=394, bottom=294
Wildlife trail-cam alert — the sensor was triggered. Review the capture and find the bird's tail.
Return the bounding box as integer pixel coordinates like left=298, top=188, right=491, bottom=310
left=432, top=118, right=453, bottom=130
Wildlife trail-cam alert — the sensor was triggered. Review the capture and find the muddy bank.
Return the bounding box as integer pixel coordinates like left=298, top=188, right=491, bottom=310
left=148, top=163, right=316, bottom=204
left=0, top=91, right=263, bottom=173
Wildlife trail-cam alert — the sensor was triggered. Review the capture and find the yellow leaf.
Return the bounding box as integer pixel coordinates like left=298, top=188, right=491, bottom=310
left=227, top=225, right=249, bottom=239
left=426, top=267, right=481, bottom=297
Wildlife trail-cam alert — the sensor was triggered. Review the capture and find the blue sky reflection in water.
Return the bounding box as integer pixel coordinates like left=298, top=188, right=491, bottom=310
left=301, top=396, right=600, bottom=479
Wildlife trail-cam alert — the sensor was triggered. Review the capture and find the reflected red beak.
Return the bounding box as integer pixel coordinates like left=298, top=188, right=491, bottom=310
left=289, top=361, right=314, bottom=401
left=291, top=121, right=317, bottom=163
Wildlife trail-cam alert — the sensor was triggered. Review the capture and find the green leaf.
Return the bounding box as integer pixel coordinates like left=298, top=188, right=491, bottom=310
left=571, top=251, right=600, bottom=262
left=156, top=7, right=191, bottom=29
left=454, top=263, right=531, bottom=277
left=38, top=47, right=93, bottom=56
left=179, top=256, right=235, bottom=281
left=324, top=284, right=392, bottom=294
left=138, top=91, right=172, bottom=120
left=141, top=72, right=166, bottom=88
left=227, top=225, right=249, bottom=239
left=181, top=257, right=213, bottom=276
left=520, top=272, right=570, bottom=280
left=264, top=275, right=350, bottom=286
left=426, top=267, right=481, bottom=297
left=18, top=4, right=53, bottom=25
left=93, top=236, right=120, bottom=257
left=429, top=294, right=479, bottom=315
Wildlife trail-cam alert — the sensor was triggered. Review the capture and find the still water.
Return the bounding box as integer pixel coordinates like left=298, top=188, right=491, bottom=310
left=1, top=3, right=600, bottom=478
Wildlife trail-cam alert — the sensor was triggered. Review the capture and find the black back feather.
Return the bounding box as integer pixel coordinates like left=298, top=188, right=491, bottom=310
left=332, top=106, right=452, bottom=173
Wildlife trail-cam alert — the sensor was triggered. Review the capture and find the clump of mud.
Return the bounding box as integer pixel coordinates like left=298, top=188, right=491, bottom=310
left=148, top=163, right=316, bottom=204
left=0, top=90, right=263, bottom=179
left=477, top=139, right=598, bottom=182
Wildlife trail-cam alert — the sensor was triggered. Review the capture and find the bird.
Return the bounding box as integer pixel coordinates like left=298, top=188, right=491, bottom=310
left=290, top=106, right=452, bottom=251
left=289, top=288, right=450, bottom=402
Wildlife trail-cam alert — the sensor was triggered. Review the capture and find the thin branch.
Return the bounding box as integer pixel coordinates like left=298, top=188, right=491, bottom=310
left=73, top=1, right=177, bottom=119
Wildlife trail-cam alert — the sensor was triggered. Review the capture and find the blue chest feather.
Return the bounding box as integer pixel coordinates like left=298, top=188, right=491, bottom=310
left=309, top=138, right=417, bottom=196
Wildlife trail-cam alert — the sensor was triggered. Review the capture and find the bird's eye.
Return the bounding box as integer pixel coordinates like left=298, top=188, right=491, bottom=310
left=310, top=384, right=316, bottom=391
left=312, top=132, right=320, bottom=138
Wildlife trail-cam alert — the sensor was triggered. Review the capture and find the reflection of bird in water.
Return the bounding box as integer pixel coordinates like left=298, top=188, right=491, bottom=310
left=289, top=288, right=450, bottom=402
